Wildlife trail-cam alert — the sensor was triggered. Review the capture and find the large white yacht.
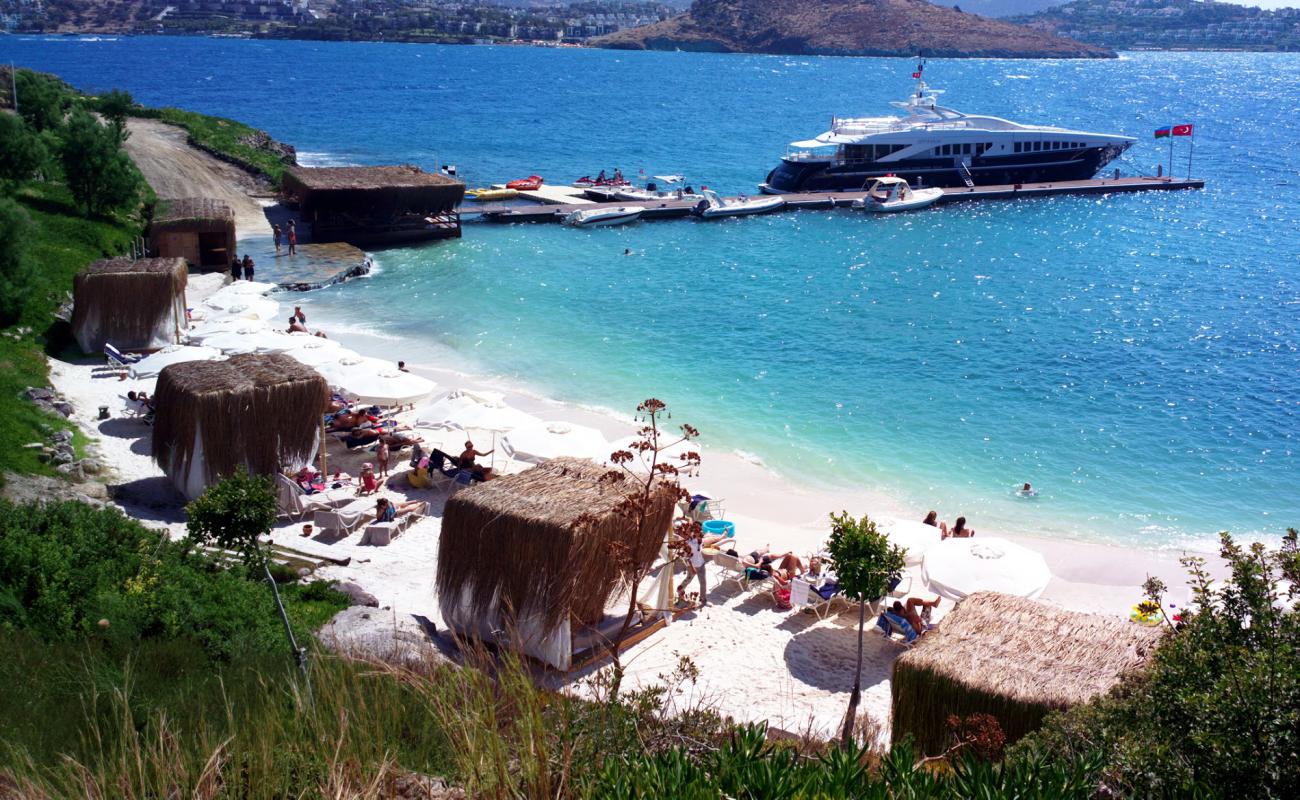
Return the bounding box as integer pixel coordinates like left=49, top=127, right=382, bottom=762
left=760, top=63, right=1135, bottom=194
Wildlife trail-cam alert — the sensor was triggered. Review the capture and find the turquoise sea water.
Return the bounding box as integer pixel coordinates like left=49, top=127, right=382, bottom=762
left=4, top=37, right=1298, bottom=551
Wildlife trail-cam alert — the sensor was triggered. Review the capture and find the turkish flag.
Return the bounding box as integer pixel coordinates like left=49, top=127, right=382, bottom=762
left=1172, top=124, right=1194, bottom=136
left=912, top=71, right=921, bottom=78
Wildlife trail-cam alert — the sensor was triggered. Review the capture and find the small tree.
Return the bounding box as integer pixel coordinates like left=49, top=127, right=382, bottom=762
left=604, top=398, right=700, bottom=694
left=825, top=511, right=906, bottom=747
left=96, top=88, right=135, bottom=143
left=14, top=69, right=69, bottom=133
left=0, top=114, right=49, bottom=189
left=60, top=107, right=143, bottom=217
left=0, top=199, right=37, bottom=327
left=186, top=470, right=310, bottom=683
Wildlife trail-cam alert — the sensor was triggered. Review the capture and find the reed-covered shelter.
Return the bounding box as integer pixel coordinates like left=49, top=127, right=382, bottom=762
left=891, top=592, right=1164, bottom=753
left=151, top=353, right=329, bottom=499
left=437, top=458, right=677, bottom=670
left=71, top=257, right=188, bottom=355
left=150, top=197, right=237, bottom=270
left=282, top=165, right=464, bottom=246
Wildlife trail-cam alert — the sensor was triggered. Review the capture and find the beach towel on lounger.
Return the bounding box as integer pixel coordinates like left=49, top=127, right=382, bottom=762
left=877, top=612, right=919, bottom=643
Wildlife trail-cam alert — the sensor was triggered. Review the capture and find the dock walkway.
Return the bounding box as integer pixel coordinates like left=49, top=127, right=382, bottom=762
left=478, top=176, right=1204, bottom=224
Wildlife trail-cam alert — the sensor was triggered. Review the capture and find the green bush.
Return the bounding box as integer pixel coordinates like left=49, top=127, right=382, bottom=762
left=0, top=500, right=345, bottom=661
left=1017, top=530, right=1299, bottom=798
left=14, top=70, right=71, bottom=133
left=0, top=114, right=49, bottom=189
left=0, top=199, right=37, bottom=326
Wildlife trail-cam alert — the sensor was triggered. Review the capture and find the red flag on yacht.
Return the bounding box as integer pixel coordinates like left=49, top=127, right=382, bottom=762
left=1172, top=123, right=1194, bottom=136
left=912, top=71, right=921, bottom=78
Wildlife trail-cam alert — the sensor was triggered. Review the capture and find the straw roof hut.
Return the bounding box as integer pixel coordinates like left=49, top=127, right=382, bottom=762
left=891, top=592, right=1165, bottom=753
left=71, top=258, right=188, bottom=354
left=150, top=198, right=237, bottom=270
left=151, top=353, right=329, bottom=499
left=437, top=458, right=676, bottom=669
left=282, top=166, right=465, bottom=245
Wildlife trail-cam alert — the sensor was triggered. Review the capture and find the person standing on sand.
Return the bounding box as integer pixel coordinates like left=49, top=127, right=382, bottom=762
left=242, top=254, right=255, bottom=282
left=273, top=224, right=282, bottom=251
left=230, top=256, right=242, bottom=282
left=287, top=221, right=298, bottom=255
left=376, top=438, right=391, bottom=478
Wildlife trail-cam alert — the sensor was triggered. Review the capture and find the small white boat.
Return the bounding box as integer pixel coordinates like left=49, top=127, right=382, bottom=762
left=850, top=177, right=943, bottom=213
left=614, top=187, right=704, bottom=203
left=692, top=189, right=786, bottom=219
left=562, top=205, right=645, bottom=227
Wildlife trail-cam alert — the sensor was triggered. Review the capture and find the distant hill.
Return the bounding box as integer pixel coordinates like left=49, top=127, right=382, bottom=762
left=927, top=0, right=1071, bottom=18
left=1013, top=0, right=1300, bottom=52
left=591, top=0, right=1115, bottom=57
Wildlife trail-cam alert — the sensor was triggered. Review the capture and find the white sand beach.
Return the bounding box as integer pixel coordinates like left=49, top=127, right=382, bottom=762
left=50, top=128, right=1224, bottom=743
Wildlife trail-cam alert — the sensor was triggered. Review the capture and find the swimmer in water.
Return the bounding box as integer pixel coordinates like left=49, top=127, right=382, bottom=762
left=1017, top=482, right=1038, bottom=497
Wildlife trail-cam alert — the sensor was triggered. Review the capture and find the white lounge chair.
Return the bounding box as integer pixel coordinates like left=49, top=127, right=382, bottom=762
left=713, top=551, right=769, bottom=593
left=359, top=502, right=428, bottom=546
left=791, top=577, right=842, bottom=620
left=312, top=497, right=376, bottom=537
left=275, top=474, right=353, bottom=520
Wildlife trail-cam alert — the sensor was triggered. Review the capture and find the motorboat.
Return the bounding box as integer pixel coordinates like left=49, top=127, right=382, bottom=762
left=692, top=190, right=785, bottom=219
left=614, top=185, right=704, bottom=203
left=562, top=205, right=645, bottom=227
left=573, top=174, right=631, bottom=189
left=506, top=175, right=544, bottom=191
left=761, top=60, right=1135, bottom=194
left=850, top=177, right=943, bottom=213
left=466, top=187, right=519, bottom=202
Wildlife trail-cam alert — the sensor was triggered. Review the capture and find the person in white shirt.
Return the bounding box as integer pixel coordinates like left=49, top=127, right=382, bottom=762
left=676, top=526, right=709, bottom=607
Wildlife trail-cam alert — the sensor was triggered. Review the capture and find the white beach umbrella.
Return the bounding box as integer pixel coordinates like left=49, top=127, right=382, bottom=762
left=198, top=328, right=301, bottom=356
left=501, top=420, right=612, bottom=465
left=201, top=296, right=281, bottom=323
left=608, top=434, right=700, bottom=473
left=286, top=343, right=360, bottom=368
left=212, top=280, right=278, bottom=297
left=186, top=317, right=270, bottom=343
left=128, top=345, right=224, bottom=379
left=921, top=537, right=1052, bottom=601
left=315, top=355, right=437, bottom=406
left=881, top=518, right=944, bottom=566
left=413, top=389, right=542, bottom=434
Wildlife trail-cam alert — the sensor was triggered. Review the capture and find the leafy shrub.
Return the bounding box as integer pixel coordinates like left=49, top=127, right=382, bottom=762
left=59, top=108, right=144, bottom=216
left=14, top=70, right=70, bottom=133
left=0, top=114, right=49, bottom=189
left=1017, top=530, right=1299, bottom=798
left=0, top=500, right=344, bottom=661
left=0, top=199, right=37, bottom=326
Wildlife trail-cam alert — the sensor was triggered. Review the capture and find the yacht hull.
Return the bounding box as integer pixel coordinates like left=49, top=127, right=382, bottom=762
left=763, top=145, right=1128, bottom=194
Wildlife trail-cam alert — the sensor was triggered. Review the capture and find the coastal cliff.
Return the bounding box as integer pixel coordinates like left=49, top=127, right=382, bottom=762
left=591, top=0, right=1115, bottom=58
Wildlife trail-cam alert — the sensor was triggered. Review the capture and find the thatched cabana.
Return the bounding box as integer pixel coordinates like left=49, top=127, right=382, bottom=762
left=891, top=592, right=1165, bottom=753
left=71, top=258, right=188, bottom=354
left=151, top=353, right=329, bottom=499
left=437, top=458, right=677, bottom=670
left=282, top=166, right=464, bottom=245
left=150, top=197, right=237, bottom=270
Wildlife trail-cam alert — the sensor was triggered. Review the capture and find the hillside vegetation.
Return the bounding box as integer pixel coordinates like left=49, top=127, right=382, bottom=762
left=592, top=0, right=1114, bottom=57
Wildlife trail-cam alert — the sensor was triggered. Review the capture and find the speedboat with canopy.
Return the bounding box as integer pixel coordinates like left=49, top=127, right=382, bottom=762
left=850, top=177, right=943, bottom=213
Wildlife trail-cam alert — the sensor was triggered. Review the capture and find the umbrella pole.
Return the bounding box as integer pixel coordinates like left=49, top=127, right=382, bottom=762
left=319, top=416, right=328, bottom=476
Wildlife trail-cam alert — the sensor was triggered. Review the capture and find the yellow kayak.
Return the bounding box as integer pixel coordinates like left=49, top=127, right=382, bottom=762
left=467, top=187, right=519, bottom=202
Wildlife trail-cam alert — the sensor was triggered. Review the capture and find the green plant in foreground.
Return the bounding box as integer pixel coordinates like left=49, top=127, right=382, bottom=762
left=825, top=511, right=906, bottom=747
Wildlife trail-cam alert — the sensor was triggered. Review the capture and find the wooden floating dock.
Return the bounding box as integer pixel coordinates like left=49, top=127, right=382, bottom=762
left=491, top=183, right=594, bottom=205
left=477, top=176, right=1205, bottom=224
left=240, top=240, right=371, bottom=292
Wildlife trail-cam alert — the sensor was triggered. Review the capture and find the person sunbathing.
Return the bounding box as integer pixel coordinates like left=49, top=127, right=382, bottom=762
left=922, top=510, right=950, bottom=537
left=458, top=440, right=494, bottom=479
left=328, top=410, right=368, bottom=431
left=891, top=597, right=941, bottom=634
left=375, top=497, right=425, bottom=523
left=807, top=556, right=839, bottom=599
left=944, top=516, right=975, bottom=539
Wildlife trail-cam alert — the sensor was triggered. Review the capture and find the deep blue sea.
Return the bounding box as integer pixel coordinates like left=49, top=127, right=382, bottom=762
left=4, top=36, right=1298, bottom=551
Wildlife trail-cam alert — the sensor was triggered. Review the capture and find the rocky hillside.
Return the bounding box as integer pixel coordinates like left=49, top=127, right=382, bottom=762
left=591, top=0, right=1114, bottom=57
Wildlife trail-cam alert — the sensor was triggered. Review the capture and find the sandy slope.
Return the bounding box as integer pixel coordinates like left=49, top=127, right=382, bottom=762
left=124, top=118, right=272, bottom=237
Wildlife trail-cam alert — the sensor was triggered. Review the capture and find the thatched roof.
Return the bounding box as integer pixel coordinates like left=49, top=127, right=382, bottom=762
left=284, top=166, right=464, bottom=216
left=286, top=166, right=460, bottom=191
left=437, top=458, right=676, bottom=635
left=891, top=592, right=1165, bottom=753
left=151, top=197, right=235, bottom=233
left=151, top=353, right=329, bottom=490
left=71, top=258, right=189, bottom=353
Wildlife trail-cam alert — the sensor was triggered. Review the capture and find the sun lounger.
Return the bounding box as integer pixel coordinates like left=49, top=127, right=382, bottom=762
left=713, top=551, right=769, bottom=593
left=359, top=502, right=428, bottom=546
left=791, top=577, right=842, bottom=619
left=276, top=474, right=354, bottom=520
left=104, top=343, right=142, bottom=367
left=877, top=611, right=920, bottom=646
left=312, top=497, right=375, bottom=537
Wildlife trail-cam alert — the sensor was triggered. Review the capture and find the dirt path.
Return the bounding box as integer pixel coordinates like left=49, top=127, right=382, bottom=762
left=124, top=118, right=272, bottom=238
